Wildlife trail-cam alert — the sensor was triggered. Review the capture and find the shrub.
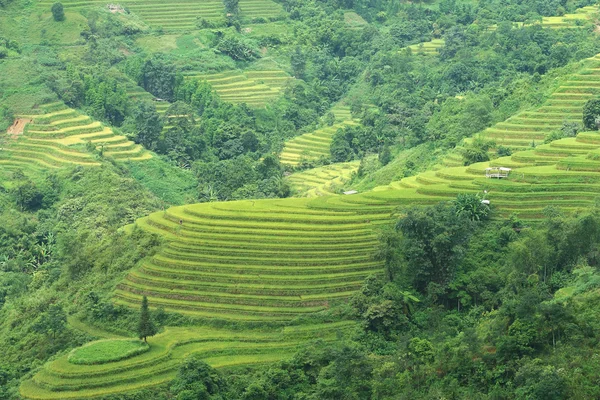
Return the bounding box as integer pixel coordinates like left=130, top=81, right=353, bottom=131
left=462, top=138, right=494, bottom=165
left=215, top=33, right=260, bottom=61
left=497, top=145, right=512, bottom=157
left=51, top=2, right=65, bottom=21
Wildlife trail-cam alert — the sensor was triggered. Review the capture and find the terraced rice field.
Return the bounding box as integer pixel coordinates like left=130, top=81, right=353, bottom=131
left=117, top=198, right=387, bottom=320
left=36, top=0, right=285, bottom=31
left=0, top=102, right=150, bottom=173
left=476, top=56, right=600, bottom=151
left=280, top=104, right=359, bottom=166
left=540, top=5, right=598, bottom=28
left=407, top=39, right=444, bottom=55
left=184, top=69, right=292, bottom=107
left=287, top=161, right=359, bottom=196
left=125, top=84, right=170, bottom=116
left=21, top=322, right=354, bottom=399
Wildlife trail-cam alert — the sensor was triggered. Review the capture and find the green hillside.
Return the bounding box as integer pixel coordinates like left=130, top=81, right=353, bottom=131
left=0, top=102, right=150, bottom=175
left=7, top=0, right=600, bottom=399
left=184, top=69, right=292, bottom=107
left=21, top=323, right=353, bottom=399
left=287, top=161, right=359, bottom=196
left=280, top=105, right=359, bottom=165
left=35, top=0, right=286, bottom=31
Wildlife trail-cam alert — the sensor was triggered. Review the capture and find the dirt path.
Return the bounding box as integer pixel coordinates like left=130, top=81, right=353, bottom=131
left=6, top=118, right=32, bottom=138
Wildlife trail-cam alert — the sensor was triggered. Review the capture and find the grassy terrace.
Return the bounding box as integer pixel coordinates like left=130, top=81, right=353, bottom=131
left=184, top=69, right=292, bottom=107
left=476, top=56, right=600, bottom=150
left=36, top=0, right=285, bottom=31
left=21, top=322, right=353, bottom=399
left=407, top=39, right=445, bottom=55
left=118, top=198, right=387, bottom=320
left=0, top=102, right=150, bottom=174
left=287, top=161, right=359, bottom=196
left=280, top=104, right=359, bottom=166
left=539, top=5, right=598, bottom=28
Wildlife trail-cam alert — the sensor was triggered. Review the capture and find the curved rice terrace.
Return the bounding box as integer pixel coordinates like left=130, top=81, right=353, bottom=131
left=116, top=198, right=388, bottom=320
left=0, top=102, right=150, bottom=174
left=280, top=104, right=359, bottom=166
left=183, top=69, right=292, bottom=108
left=287, top=161, right=359, bottom=197
left=20, top=322, right=354, bottom=399
left=36, top=0, right=285, bottom=31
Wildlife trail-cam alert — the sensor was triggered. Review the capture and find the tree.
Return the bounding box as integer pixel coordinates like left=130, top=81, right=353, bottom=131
left=51, top=2, right=65, bottom=21
left=378, top=145, right=392, bottom=166
left=138, top=296, right=157, bottom=342
left=330, top=129, right=354, bottom=162
left=454, top=192, right=491, bottom=221
left=170, top=354, right=226, bottom=400
left=396, top=202, right=473, bottom=293
left=223, top=0, right=239, bottom=17
left=33, top=304, right=66, bottom=340
left=291, top=47, right=307, bottom=79
left=141, top=55, right=179, bottom=101
left=583, top=98, right=600, bottom=130
left=128, top=102, right=163, bottom=150
left=12, top=179, right=44, bottom=211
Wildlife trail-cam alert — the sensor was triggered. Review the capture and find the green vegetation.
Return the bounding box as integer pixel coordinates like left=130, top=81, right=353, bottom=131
left=68, top=340, right=149, bottom=365
left=137, top=296, right=157, bottom=342
left=51, top=2, right=64, bottom=22
left=183, top=69, right=292, bottom=107
left=5, top=0, right=600, bottom=398
left=287, top=161, right=359, bottom=196
left=280, top=104, right=358, bottom=166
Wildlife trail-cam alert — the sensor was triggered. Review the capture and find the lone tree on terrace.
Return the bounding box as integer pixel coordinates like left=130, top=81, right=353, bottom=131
left=51, top=2, right=65, bottom=21
left=138, top=296, right=157, bottom=342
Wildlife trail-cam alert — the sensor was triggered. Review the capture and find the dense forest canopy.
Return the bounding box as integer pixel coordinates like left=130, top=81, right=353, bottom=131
left=2, top=0, right=600, bottom=399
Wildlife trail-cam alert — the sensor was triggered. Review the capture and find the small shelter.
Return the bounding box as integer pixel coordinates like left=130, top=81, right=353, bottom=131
left=107, top=4, right=125, bottom=13
left=343, top=190, right=358, bottom=195
left=485, top=167, right=511, bottom=179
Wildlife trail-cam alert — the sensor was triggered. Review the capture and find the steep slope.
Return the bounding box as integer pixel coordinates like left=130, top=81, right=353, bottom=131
left=287, top=161, right=360, bottom=196
left=20, top=323, right=354, bottom=399
left=183, top=69, right=293, bottom=108
left=0, top=102, right=150, bottom=174
left=280, top=104, right=359, bottom=166
left=117, top=198, right=387, bottom=321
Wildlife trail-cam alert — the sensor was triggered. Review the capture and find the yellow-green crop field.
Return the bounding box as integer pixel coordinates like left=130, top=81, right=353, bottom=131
left=0, top=102, right=150, bottom=175
left=280, top=104, right=359, bottom=165
left=408, top=39, right=445, bottom=55
left=20, top=322, right=354, bottom=399
left=36, top=0, right=286, bottom=31
left=184, top=69, right=292, bottom=107
left=287, top=161, right=359, bottom=196
left=118, top=198, right=388, bottom=320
